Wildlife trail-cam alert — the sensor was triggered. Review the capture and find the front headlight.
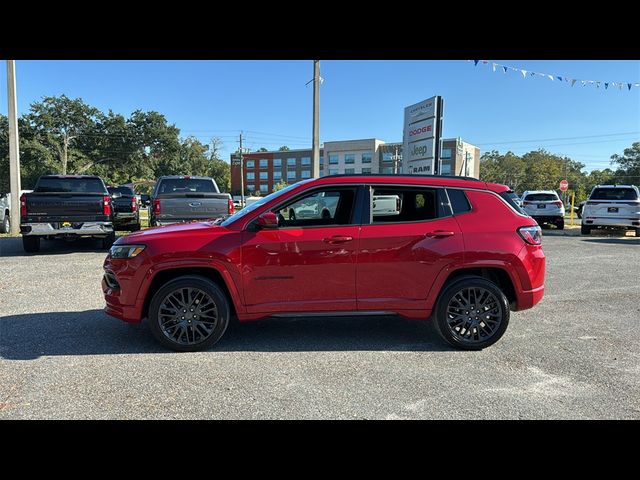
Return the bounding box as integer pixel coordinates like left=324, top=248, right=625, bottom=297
left=109, top=244, right=146, bottom=259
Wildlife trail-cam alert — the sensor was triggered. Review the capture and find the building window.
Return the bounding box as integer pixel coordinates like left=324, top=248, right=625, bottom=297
left=287, top=157, right=297, bottom=167
left=319, top=163, right=324, bottom=170
left=320, top=156, right=324, bottom=164
left=260, top=171, right=268, bottom=180
left=273, top=158, right=282, bottom=168
left=344, top=154, right=355, bottom=164
left=273, top=171, right=282, bottom=180
left=345, top=168, right=355, bottom=174
left=329, top=154, right=338, bottom=165
left=247, top=172, right=255, bottom=180
left=246, top=159, right=255, bottom=168
left=362, top=152, right=372, bottom=164
left=362, top=167, right=372, bottom=174
left=382, top=152, right=392, bottom=162
left=301, top=156, right=311, bottom=166
left=301, top=170, right=311, bottom=179
left=287, top=171, right=296, bottom=179
left=260, top=184, right=268, bottom=193
left=382, top=167, right=393, bottom=174
left=440, top=163, right=452, bottom=175
left=259, top=158, right=268, bottom=168
left=329, top=169, right=339, bottom=175
left=441, top=148, right=452, bottom=159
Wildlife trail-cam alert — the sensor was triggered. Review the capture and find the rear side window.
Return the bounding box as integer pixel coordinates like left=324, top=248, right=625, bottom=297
left=108, top=186, right=135, bottom=196
left=371, top=187, right=438, bottom=223
left=590, top=188, right=638, bottom=201
left=35, top=177, right=106, bottom=194
left=499, top=191, right=526, bottom=215
left=523, top=193, right=558, bottom=202
left=446, top=189, right=471, bottom=214
left=157, top=179, right=217, bottom=195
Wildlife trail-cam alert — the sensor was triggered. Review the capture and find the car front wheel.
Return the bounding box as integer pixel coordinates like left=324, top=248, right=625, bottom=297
left=433, top=276, right=510, bottom=350
left=148, top=275, right=230, bottom=352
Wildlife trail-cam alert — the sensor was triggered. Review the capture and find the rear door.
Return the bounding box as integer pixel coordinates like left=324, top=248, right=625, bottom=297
left=356, top=185, right=464, bottom=312
left=584, top=187, right=640, bottom=220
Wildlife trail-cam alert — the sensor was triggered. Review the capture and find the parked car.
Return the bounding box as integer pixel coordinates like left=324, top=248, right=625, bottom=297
left=103, top=174, right=545, bottom=352
left=149, top=176, right=234, bottom=227
left=505, top=190, right=522, bottom=208
left=576, top=200, right=586, bottom=219
left=581, top=185, right=640, bottom=236
left=107, top=185, right=141, bottom=232
left=0, top=192, right=10, bottom=233
left=521, top=190, right=565, bottom=229
left=20, top=175, right=115, bottom=252
left=372, top=194, right=401, bottom=216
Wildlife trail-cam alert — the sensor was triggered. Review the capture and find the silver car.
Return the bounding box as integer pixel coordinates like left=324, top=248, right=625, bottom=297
left=521, top=190, right=565, bottom=230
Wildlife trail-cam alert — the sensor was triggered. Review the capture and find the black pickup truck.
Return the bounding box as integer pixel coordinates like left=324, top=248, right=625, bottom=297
left=20, top=175, right=115, bottom=253
left=107, top=185, right=141, bottom=232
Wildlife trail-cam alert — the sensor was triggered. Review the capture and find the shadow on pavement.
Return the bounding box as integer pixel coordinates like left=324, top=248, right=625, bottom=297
left=581, top=238, right=640, bottom=245
left=0, top=236, right=118, bottom=257
left=0, top=310, right=451, bottom=360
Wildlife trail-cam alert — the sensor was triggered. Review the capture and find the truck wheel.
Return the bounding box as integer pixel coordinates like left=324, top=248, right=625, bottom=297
left=581, top=225, right=591, bottom=235
left=101, top=232, right=116, bottom=249
left=432, top=276, right=510, bottom=351
left=148, top=275, right=230, bottom=352
left=22, top=236, right=40, bottom=253
left=0, top=213, right=9, bottom=234
left=635, top=227, right=640, bottom=237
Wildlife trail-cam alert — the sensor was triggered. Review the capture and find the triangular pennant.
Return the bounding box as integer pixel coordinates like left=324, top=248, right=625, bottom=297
left=521, top=70, right=527, bottom=78
left=492, top=63, right=497, bottom=72
left=619, top=83, right=623, bottom=90
left=557, top=76, right=563, bottom=81
left=502, top=66, right=508, bottom=74
left=571, top=79, right=577, bottom=87
left=530, top=72, right=536, bottom=76
left=628, top=83, right=633, bottom=90
left=548, top=74, right=554, bottom=81
left=612, top=82, right=617, bottom=87
left=605, top=83, right=609, bottom=89
left=581, top=80, right=587, bottom=87
left=482, top=61, right=488, bottom=64
left=596, top=82, right=601, bottom=88
left=474, top=60, right=479, bottom=66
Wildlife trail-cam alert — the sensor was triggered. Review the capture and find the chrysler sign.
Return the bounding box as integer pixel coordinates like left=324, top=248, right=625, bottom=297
left=402, top=96, right=443, bottom=175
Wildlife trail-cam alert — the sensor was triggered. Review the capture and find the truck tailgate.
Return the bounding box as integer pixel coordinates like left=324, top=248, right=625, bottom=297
left=23, top=193, right=109, bottom=222
left=158, top=195, right=229, bottom=221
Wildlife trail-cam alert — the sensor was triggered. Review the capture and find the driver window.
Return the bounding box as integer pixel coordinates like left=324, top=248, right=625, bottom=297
left=273, top=189, right=355, bottom=228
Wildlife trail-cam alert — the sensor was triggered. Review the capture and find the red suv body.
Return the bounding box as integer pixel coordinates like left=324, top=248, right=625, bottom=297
left=103, top=175, right=545, bottom=351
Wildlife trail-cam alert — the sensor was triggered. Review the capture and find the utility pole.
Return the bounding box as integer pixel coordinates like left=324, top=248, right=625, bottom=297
left=239, top=132, right=245, bottom=207
left=392, top=146, right=400, bottom=174
left=312, top=60, right=320, bottom=178
left=6, top=60, right=22, bottom=235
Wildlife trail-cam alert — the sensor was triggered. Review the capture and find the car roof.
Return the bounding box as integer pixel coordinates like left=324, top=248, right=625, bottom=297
left=592, top=184, right=637, bottom=189
left=157, top=175, right=214, bottom=180
left=307, top=174, right=507, bottom=192
left=522, top=190, right=558, bottom=195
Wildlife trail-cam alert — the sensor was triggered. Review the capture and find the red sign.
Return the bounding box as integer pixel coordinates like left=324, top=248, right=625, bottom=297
left=409, top=125, right=432, bottom=136
left=559, top=180, right=569, bottom=191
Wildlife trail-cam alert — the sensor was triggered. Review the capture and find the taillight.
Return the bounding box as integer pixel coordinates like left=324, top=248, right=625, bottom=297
left=518, top=225, right=542, bottom=245
left=20, top=193, right=27, bottom=217
left=553, top=201, right=563, bottom=207
left=103, top=195, right=111, bottom=216
left=228, top=198, right=234, bottom=214
left=153, top=199, right=161, bottom=215
left=131, top=196, right=138, bottom=213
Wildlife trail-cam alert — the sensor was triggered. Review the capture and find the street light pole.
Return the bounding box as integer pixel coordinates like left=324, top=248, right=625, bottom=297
left=239, top=132, right=245, bottom=208
left=6, top=60, right=22, bottom=235
left=312, top=60, right=320, bottom=178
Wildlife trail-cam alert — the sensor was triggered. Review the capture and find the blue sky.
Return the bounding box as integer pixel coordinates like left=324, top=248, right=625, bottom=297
left=1, top=60, right=639, bottom=173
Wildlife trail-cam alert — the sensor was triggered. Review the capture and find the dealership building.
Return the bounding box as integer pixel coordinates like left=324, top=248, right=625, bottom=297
left=230, top=138, right=479, bottom=196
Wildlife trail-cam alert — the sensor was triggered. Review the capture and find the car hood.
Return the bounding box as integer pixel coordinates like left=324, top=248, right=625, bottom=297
left=117, top=221, right=227, bottom=243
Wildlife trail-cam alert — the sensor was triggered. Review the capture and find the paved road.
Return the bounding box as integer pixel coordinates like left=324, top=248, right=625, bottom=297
left=1, top=234, right=639, bottom=419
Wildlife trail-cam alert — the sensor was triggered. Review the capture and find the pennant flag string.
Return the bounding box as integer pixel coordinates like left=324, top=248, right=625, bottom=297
left=470, top=60, right=639, bottom=91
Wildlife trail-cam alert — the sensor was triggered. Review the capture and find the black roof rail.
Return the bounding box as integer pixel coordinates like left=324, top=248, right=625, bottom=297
left=320, top=173, right=483, bottom=182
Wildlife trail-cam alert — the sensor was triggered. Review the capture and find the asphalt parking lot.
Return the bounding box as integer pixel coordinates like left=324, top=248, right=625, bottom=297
left=1, top=232, right=639, bottom=419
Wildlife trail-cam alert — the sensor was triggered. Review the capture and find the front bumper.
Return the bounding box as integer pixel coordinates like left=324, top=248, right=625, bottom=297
left=582, top=217, right=640, bottom=228
left=21, top=222, right=113, bottom=236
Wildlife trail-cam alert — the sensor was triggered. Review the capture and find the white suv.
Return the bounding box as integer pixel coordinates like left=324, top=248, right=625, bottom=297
left=521, top=190, right=565, bottom=230
left=581, top=185, right=640, bottom=236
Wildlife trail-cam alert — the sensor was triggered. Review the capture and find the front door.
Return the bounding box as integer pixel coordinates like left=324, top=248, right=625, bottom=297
left=356, top=185, right=464, bottom=312
left=241, top=187, right=361, bottom=314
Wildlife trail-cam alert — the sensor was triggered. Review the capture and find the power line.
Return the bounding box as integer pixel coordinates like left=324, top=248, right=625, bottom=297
left=476, top=131, right=639, bottom=146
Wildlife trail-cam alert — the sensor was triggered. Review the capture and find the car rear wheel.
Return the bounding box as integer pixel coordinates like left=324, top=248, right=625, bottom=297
left=581, top=225, right=591, bottom=235
left=556, top=218, right=564, bottom=230
left=1, top=214, right=9, bottom=233
left=432, top=276, right=510, bottom=350
left=148, top=275, right=230, bottom=352
left=22, top=235, right=40, bottom=253
left=635, top=227, right=640, bottom=237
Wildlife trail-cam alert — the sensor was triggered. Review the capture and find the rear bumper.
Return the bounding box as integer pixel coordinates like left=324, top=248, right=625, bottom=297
left=21, top=222, right=113, bottom=236
left=515, top=285, right=545, bottom=310
left=583, top=217, right=640, bottom=228
left=531, top=215, right=563, bottom=223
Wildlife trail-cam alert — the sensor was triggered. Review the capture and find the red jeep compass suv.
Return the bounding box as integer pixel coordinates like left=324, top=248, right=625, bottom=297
left=103, top=175, right=545, bottom=351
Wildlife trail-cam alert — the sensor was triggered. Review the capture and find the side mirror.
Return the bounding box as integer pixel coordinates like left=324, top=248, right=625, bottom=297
left=256, top=211, right=278, bottom=229
left=140, top=194, right=150, bottom=206
left=111, top=192, right=122, bottom=199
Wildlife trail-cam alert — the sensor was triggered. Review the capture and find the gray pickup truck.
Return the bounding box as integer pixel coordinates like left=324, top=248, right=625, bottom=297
left=149, top=175, right=233, bottom=227
left=20, top=175, right=115, bottom=252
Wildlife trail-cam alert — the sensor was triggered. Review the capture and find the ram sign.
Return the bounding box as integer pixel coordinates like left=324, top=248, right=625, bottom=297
left=402, top=96, right=443, bottom=175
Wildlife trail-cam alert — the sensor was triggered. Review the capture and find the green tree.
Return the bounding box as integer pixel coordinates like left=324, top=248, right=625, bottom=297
left=273, top=180, right=287, bottom=192
left=611, top=142, right=640, bottom=185
left=278, top=145, right=290, bottom=151
left=208, top=138, right=230, bottom=192
left=258, top=147, right=268, bottom=152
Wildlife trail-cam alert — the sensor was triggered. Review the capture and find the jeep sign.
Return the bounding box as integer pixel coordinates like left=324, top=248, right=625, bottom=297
left=402, top=96, right=443, bottom=175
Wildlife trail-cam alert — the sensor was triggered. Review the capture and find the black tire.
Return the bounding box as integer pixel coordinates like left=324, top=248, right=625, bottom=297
left=581, top=224, right=591, bottom=235
left=130, top=224, right=141, bottom=232
left=22, top=235, right=40, bottom=253
left=556, top=218, right=564, bottom=230
left=432, top=276, right=510, bottom=351
left=0, top=213, right=9, bottom=234
left=101, top=232, right=116, bottom=249
left=635, top=227, right=640, bottom=237
left=148, top=275, right=230, bottom=352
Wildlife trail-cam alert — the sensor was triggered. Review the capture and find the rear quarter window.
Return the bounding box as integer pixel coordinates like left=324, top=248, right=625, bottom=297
left=446, top=189, right=471, bottom=214
left=499, top=191, right=527, bottom=215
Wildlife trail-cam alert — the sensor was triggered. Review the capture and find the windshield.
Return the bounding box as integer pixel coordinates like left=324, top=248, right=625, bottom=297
left=157, top=178, right=217, bottom=195
left=220, top=183, right=301, bottom=227
left=590, top=188, right=638, bottom=201
left=108, top=186, right=135, bottom=196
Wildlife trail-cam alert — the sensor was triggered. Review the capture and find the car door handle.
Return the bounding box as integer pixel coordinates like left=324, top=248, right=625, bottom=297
left=424, top=230, right=455, bottom=238
left=323, top=235, right=354, bottom=244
